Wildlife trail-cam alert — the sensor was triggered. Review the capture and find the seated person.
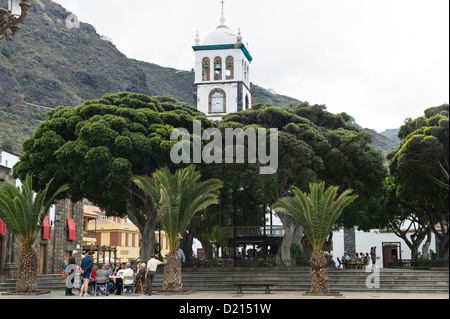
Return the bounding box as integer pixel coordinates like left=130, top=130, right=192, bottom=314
left=114, top=263, right=126, bottom=295
left=88, top=265, right=98, bottom=292
left=134, top=262, right=146, bottom=292
left=95, top=264, right=114, bottom=295
left=135, top=262, right=146, bottom=283
left=121, top=262, right=135, bottom=293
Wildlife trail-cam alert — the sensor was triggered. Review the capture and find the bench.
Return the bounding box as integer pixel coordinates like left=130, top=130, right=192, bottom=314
left=231, top=282, right=277, bottom=294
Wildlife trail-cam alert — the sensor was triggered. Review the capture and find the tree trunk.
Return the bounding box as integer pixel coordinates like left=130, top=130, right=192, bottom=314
left=309, top=251, right=330, bottom=295
left=125, top=192, right=158, bottom=262
left=431, top=219, right=449, bottom=260
left=15, top=247, right=38, bottom=293
left=197, top=236, right=214, bottom=260
left=421, top=229, right=432, bottom=259
left=181, top=232, right=194, bottom=261
left=163, top=252, right=182, bottom=293
left=276, top=214, right=301, bottom=266
left=436, top=234, right=449, bottom=260
left=139, top=223, right=157, bottom=262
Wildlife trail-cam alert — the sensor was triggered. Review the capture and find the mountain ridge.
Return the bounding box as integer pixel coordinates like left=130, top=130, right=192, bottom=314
left=0, top=0, right=398, bottom=154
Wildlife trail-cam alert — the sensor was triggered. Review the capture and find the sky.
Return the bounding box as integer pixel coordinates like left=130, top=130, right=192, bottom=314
left=54, top=0, right=449, bottom=133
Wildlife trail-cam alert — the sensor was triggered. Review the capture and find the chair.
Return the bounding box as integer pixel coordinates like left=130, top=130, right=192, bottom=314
left=134, top=277, right=145, bottom=294
left=95, top=270, right=109, bottom=296
left=121, top=275, right=135, bottom=295
left=349, top=257, right=357, bottom=269
left=342, top=258, right=348, bottom=269
left=359, top=257, right=366, bottom=269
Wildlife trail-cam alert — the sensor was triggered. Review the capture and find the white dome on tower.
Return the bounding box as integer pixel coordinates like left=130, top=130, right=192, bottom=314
left=202, top=25, right=237, bottom=45
left=197, top=3, right=241, bottom=46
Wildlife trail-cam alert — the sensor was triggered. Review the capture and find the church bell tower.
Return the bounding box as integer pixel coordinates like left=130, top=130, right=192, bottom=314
left=192, top=2, right=252, bottom=121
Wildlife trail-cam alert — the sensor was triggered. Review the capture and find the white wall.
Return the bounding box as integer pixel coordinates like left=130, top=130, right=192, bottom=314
left=331, top=228, right=437, bottom=268
left=0, top=149, right=20, bottom=169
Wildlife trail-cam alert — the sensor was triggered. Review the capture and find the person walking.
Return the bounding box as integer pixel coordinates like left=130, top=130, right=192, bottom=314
left=145, top=255, right=167, bottom=296
left=79, top=251, right=94, bottom=297
left=65, top=250, right=78, bottom=296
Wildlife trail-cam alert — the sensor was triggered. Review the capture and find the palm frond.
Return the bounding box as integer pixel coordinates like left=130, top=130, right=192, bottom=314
left=273, top=181, right=358, bottom=252
left=0, top=174, right=69, bottom=249
left=133, top=165, right=223, bottom=252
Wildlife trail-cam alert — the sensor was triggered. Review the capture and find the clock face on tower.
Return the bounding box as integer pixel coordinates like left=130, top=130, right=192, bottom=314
left=210, top=91, right=225, bottom=113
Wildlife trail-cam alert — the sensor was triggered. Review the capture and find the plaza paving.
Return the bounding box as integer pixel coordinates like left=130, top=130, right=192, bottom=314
left=0, top=289, right=447, bottom=299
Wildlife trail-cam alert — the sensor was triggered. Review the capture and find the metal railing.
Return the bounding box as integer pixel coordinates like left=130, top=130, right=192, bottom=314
left=183, top=258, right=311, bottom=268
left=83, top=230, right=97, bottom=239
left=388, top=259, right=449, bottom=268
left=221, top=225, right=284, bottom=237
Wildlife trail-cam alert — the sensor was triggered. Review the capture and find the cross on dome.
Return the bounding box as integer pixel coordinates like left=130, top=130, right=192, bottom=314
left=220, top=0, right=226, bottom=26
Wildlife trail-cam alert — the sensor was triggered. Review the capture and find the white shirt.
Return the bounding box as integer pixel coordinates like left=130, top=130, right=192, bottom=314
left=121, top=268, right=134, bottom=285
left=147, top=258, right=162, bottom=272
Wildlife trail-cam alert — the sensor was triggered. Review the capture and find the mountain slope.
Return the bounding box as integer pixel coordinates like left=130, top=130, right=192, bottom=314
left=379, top=128, right=400, bottom=143
left=0, top=0, right=396, bottom=156
left=0, top=0, right=148, bottom=111
left=0, top=0, right=301, bottom=152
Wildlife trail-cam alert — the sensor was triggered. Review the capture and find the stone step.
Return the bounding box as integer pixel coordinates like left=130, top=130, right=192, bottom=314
left=1, top=268, right=448, bottom=293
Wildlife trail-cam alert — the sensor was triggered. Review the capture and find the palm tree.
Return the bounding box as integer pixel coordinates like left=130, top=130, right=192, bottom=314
left=133, top=165, right=223, bottom=292
left=272, top=181, right=358, bottom=294
left=0, top=174, right=69, bottom=293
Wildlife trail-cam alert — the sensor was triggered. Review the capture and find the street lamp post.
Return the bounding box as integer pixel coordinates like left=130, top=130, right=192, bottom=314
left=0, top=0, right=31, bottom=41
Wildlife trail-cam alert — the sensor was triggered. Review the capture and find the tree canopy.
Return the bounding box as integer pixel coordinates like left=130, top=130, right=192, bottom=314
left=13, top=93, right=388, bottom=262
left=388, top=104, right=449, bottom=259
left=204, top=102, right=387, bottom=261
left=13, top=92, right=215, bottom=260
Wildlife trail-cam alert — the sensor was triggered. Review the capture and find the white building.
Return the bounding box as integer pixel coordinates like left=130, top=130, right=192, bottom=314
left=332, top=228, right=438, bottom=268
left=266, top=210, right=438, bottom=268
left=0, top=148, right=20, bottom=169
left=192, top=5, right=252, bottom=121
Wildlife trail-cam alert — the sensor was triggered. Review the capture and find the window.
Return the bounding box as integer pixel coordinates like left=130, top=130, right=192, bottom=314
left=110, top=232, right=122, bottom=246
left=202, top=57, right=210, bottom=81
left=226, top=56, right=234, bottom=80
left=214, top=57, right=222, bottom=81
left=209, top=88, right=226, bottom=113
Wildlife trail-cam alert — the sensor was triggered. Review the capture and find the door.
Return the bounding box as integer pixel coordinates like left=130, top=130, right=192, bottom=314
left=39, top=245, right=46, bottom=275
left=382, top=243, right=401, bottom=268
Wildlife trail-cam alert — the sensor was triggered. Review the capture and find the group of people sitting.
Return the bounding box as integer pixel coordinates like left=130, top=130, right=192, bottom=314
left=62, top=261, right=146, bottom=296
left=92, top=261, right=147, bottom=295
left=63, top=249, right=177, bottom=296
left=340, top=251, right=370, bottom=269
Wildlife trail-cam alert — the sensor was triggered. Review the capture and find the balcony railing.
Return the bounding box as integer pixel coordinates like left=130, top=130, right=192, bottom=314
left=222, top=225, right=284, bottom=238
left=83, top=230, right=97, bottom=239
